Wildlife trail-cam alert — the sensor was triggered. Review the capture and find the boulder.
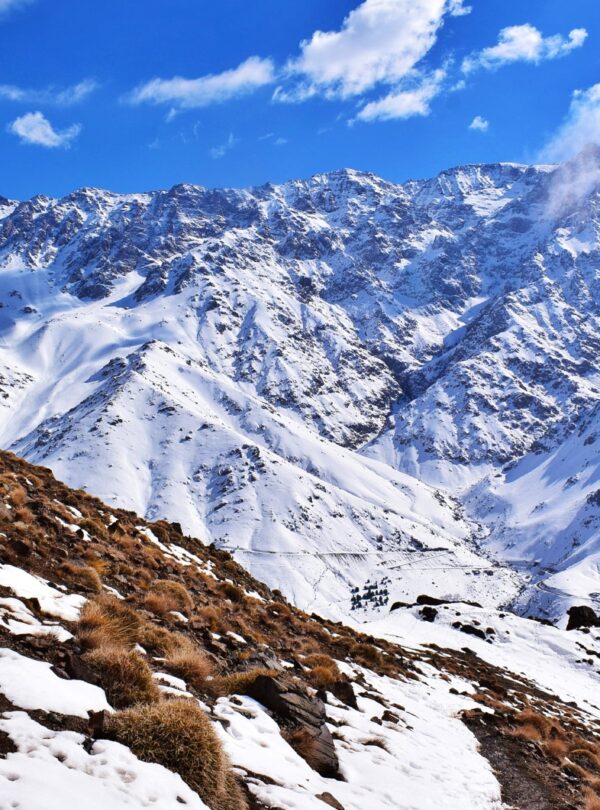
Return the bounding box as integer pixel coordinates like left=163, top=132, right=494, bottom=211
left=419, top=606, right=438, bottom=622
left=566, top=605, right=600, bottom=631
left=416, top=594, right=445, bottom=606
left=245, top=674, right=340, bottom=778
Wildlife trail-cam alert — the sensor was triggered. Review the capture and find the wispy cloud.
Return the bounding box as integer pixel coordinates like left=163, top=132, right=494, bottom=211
left=469, top=115, right=489, bottom=132
left=0, top=79, right=97, bottom=106
left=127, top=57, right=275, bottom=110
left=276, top=0, right=470, bottom=102
left=0, top=0, right=33, bottom=17
left=462, top=24, right=587, bottom=73
left=540, top=83, right=600, bottom=162
left=355, top=68, right=446, bottom=123
left=259, top=132, right=287, bottom=146
left=7, top=111, right=81, bottom=148
left=209, top=132, right=238, bottom=159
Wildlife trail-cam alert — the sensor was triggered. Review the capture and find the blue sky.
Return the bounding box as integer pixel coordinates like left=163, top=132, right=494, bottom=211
left=1, top=0, right=599, bottom=198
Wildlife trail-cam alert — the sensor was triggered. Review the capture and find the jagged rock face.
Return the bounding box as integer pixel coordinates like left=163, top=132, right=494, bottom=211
left=1, top=151, right=600, bottom=618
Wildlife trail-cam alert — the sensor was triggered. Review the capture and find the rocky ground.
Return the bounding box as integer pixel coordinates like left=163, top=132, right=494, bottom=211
left=0, top=450, right=598, bottom=809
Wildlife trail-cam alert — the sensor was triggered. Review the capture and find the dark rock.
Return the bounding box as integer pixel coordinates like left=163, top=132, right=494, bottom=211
left=390, top=601, right=411, bottom=611
left=64, top=651, right=101, bottom=685
left=330, top=679, right=358, bottom=710
left=416, top=594, right=445, bottom=606
left=88, top=709, right=106, bottom=738
left=459, top=624, right=487, bottom=640
left=8, top=538, right=31, bottom=557
left=245, top=675, right=340, bottom=778
left=566, top=605, right=600, bottom=631
left=419, top=606, right=438, bottom=622
left=316, top=792, right=345, bottom=809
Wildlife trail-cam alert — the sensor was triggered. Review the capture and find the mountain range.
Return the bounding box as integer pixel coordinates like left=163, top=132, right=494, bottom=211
left=1, top=146, right=599, bottom=622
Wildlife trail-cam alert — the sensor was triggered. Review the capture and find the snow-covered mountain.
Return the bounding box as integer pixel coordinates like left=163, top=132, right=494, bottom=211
left=1, top=147, right=599, bottom=621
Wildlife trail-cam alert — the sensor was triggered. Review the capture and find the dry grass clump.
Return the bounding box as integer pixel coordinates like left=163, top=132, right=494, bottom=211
left=79, top=516, right=109, bottom=540
left=144, top=579, right=194, bottom=616
left=349, top=642, right=384, bottom=668
left=511, top=709, right=559, bottom=743
left=266, top=601, right=292, bottom=618
left=363, top=736, right=389, bottom=751
left=78, top=594, right=141, bottom=650
left=12, top=505, right=35, bottom=524
left=138, top=622, right=181, bottom=656
left=165, top=639, right=214, bottom=690
left=332, top=635, right=354, bottom=653
left=143, top=591, right=181, bottom=617
left=83, top=553, right=109, bottom=578
left=108, top=699, right=248, bottom=810
left=308, top=665, right=339, bottom=689
left=544, top=738, right=568, bottom=762
left=60, top=561, right=103, bottom=593
left=232, top=616, right=265, bottom=645
left=303, top=653, right=338, bottom=670
left=302, top=653, right=340, bottom=689
left=583, top=788, right=600, bottom=810
left=206, top=668, right=278, bottom=698
left=196, top=605, right=226, bottom=633
left=219, top=581, right=246, bottom=603
left=7, top=483, right=27, bottom=507
left=84, top=646, right=160, bottom=708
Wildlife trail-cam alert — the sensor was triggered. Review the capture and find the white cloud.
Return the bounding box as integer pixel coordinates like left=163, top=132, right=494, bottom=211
left=127, top=57, right=275, bottom=109
left=356, top=69, right=445, bottom=122
left=447, top=0, right=471, bottom=16
left=0, top=0, right=33, bottom=16
left=0, top=79, right=97, bottom=106
left=7, top=111, right=81, bottom=148
left=540, top=83, right=600, bottom=162
left=280, top=0, right=470, bottom=100
left=259, top=132, right=288, bottom=146
left=462, top=24, right=587, bottom=73
left=209, top=132, right=238, bottom=159
left=469, top=115, right=489, bottom=132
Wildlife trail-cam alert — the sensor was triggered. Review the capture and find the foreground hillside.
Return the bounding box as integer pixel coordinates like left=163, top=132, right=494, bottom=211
left=0, top=450, right=599, bottom=809
left=1, top=150, right=599, bottom=620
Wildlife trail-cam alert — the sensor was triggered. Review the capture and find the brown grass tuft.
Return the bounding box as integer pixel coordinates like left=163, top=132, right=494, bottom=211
left=147, top=579, right=194, bottom=615
left=138, top=622, right=181, bottom=656
left=512, top=709, right=559, bottom=742
left=165, top=640, right=214, bottom=690
left=7, top=484, right=27, bottom=507
left=349, top=642, right=384, bottom=668
left=308, top=665, right=339, bottom=689
left=569, top=747, right=600, bottom=773
left=85, top=645, right=160, bottom=708
left=79, top=516, right=109, bottom=540
left=196, top=605, right=225, bottom=633
left=108, top=699, right=248, bottom=810
left=78, top=595, right=141, bottom=650
left=206, top=668, right=278, bottom=698
left=61, top=561, right=103, bottom=593
left=544, top=738, right=568, bottom=762
left=583, top=788, right=600, bottom=810
left=219, top=581, right=246, bottom=604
